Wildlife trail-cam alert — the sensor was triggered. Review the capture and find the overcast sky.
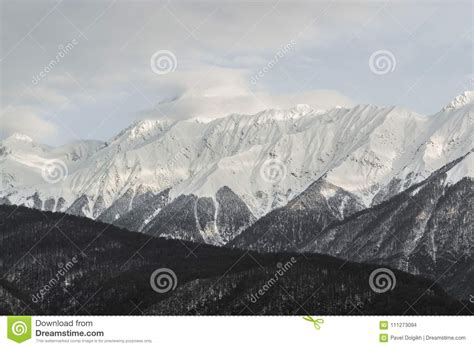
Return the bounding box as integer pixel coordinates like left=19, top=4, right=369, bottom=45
left=1, top=0, right=472, bottom=145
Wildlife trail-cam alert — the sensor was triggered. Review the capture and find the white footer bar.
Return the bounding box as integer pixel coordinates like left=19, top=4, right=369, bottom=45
left=1, top=316, right=472, bottom=347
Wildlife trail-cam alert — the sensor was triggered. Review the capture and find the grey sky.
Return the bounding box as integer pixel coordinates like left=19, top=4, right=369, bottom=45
left=1, top=0, right=472, bottom=145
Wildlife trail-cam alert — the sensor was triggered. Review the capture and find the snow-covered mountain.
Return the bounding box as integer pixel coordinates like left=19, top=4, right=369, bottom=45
left=0, top=91, right=472, bottom=245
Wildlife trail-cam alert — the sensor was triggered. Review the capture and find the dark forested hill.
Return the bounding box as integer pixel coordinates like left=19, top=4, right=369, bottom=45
left=0, top=205, right=470, bottom=315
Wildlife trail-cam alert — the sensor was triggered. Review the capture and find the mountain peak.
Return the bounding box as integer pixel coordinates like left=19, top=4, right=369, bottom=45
left=443, top=91, right=474, bottom=111
left=5, top=132, right=33, bottom=143
left=110, top=119, right=171, bottom=145
left=128, top=119, right=167, bottom=135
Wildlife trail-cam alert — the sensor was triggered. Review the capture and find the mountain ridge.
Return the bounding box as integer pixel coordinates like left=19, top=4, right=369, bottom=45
left=1, top=92, right=472, bottom=244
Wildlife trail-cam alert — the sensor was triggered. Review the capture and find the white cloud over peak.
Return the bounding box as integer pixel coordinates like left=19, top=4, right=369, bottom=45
left=142, top=67, right=355, bottom=121
left=1, top=106, right=58, bottom=142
